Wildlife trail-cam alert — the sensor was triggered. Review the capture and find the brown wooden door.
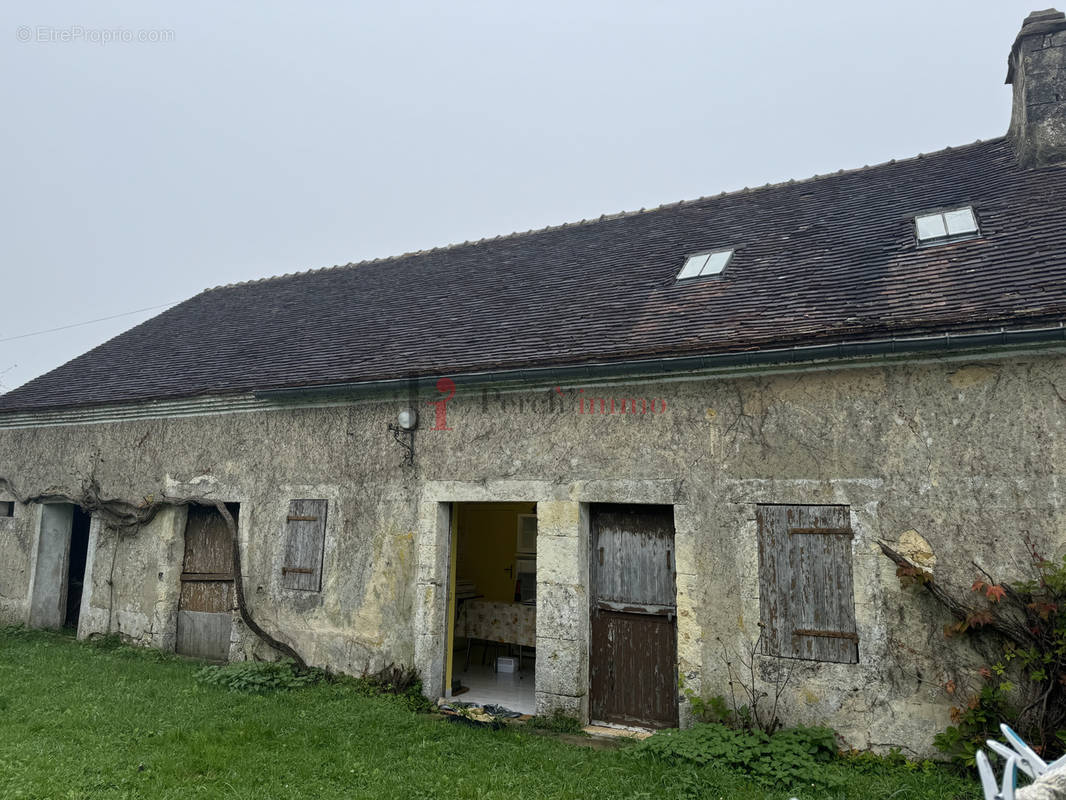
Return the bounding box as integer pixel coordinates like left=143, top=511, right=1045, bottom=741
left=176, top=505, right=236, bottom=661
left=589, top=504, right=678, bottom=728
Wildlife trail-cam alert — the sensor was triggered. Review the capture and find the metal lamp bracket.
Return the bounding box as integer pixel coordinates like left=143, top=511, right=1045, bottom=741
left=387, top=423, right=415, bottom=467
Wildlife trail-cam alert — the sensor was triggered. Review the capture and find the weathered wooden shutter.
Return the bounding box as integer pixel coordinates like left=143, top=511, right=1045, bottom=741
left=281, top=499, right=328, bottom=591
left=756, top=504, right=858, bottom=664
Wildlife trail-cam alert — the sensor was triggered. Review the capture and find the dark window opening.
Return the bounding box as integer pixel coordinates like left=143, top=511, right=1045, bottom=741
left=0, top=501, right=13, bottom=517
left=64, top=507, right=92, bottom=629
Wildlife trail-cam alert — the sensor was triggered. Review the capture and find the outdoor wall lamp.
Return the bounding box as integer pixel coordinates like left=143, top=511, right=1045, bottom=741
left=388, top=408, right=418, bottom=467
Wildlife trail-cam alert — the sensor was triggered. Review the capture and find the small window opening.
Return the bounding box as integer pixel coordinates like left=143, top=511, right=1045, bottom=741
left=915, top=206, right=979, bottom=246
left=677, top=248, right=733, bottom=280
left=0, top=501, right=13, bottom=518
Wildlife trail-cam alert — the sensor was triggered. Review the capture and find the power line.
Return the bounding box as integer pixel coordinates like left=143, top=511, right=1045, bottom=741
left=0, top=301, right=181, bottom=344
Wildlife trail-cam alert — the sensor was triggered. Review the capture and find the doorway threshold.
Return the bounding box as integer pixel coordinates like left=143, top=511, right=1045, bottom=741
left=585, top=721, right=655, bottom=740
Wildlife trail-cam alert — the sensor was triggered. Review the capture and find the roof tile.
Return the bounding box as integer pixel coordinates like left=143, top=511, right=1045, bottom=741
left=2, top=137, right=1066, bottom=412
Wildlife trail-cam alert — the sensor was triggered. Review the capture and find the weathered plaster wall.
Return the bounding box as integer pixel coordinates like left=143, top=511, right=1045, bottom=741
left=0, top=497, right=33, bottom=622
left=0, top=351, right=1063, bottom=753
left=78, top=505, right=186, bottom=649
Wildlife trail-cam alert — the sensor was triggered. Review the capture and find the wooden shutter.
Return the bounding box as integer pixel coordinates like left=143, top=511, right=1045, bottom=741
left=756, top=504, right=858, bottom=664
left=281, top=499, right=328, bottom=591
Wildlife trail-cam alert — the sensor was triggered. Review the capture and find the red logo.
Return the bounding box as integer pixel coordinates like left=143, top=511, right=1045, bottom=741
left=428, top=377, right=455, bottom=430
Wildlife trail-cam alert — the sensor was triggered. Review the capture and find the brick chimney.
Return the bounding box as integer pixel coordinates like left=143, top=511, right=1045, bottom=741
left=1006, top=9, right=1066, bottom=167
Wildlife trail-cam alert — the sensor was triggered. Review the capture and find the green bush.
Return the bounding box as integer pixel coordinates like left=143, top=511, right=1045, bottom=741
left=195, top=657, right=433, bottom=710
left=933, top=681, right=1013, bottom=768
left=86, top=632, right=124, bottom=651
left=842, top=747, right=940, bottom=775
left=528, top=710, right=586, bottom=734
left=361, top=663, right=422, bottom=695
left=635, top=722, right=840, bottom=790
left=195, top=659, right=324, bottom=693
left=344, top=663, right=434, bottom=712
left=0, top=624, right=36, bottom=639
left=685, top=691, right=734, bottom=726
left=86, top=633, right=179, bottom=663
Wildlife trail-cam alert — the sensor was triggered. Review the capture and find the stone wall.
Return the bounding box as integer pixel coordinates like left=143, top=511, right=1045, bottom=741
left=0, top=350, right=1064, bottom=753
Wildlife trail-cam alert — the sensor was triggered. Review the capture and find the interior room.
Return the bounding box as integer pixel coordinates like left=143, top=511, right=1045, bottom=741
left=449, top=502, right=537, bottom=715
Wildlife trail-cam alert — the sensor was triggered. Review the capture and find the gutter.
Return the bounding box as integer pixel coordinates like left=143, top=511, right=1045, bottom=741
left=254, top=323, right=1066, bottom=401
left=1, top=323, right=1064, bottom=429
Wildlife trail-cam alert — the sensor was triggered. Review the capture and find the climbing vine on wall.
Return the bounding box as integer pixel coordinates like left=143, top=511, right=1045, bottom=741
left=881, top=536, right=1066, bottom=764
left=0, top=475, right=307, bottom=669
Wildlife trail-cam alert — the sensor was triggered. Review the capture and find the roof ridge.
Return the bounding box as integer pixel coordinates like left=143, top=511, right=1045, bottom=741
left=205, top=136, right=1006, bottom=292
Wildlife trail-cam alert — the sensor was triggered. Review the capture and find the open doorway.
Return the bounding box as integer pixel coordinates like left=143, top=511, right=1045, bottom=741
left=64, top=507, right=91, bottom=629
left=446, top=502, right=537, bottom=715
left=28, top=503, right=92, bottom=632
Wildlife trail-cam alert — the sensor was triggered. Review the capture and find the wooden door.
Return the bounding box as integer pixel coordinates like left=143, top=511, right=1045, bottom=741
left=589, top=504, right=678, bottom=728
left=176, top=505, right=236, bottom=661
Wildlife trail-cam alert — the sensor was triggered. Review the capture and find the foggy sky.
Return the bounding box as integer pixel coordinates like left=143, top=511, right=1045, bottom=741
left=0, top=1, right=1041, bottom=393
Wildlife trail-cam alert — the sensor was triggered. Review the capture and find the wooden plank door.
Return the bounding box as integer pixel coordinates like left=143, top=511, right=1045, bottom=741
left=176, top=505, right=236, bottom=661
left=589, top=504, right=678, bottom=728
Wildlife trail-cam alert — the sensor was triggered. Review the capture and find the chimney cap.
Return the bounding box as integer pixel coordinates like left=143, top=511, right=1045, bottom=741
left=1006, top=8, right=1066, bottom=83
left=1022, top=7, right=1066, bottom=24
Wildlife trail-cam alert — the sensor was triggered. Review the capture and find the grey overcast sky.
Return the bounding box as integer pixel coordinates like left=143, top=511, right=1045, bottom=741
left=0, top=1, right=1043, bottom=393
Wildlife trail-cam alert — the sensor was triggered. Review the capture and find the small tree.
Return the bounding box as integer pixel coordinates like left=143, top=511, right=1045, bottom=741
left=883, top=535, right=1066, bottom=764
left=684, top=626, right=795, bottom=734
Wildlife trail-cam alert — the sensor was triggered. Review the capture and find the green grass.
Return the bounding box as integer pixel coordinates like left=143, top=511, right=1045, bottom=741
left=0, top=628, right=978, bottom=800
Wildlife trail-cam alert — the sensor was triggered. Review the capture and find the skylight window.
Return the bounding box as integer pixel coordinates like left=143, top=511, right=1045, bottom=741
left=677, top=248, right=733, bottom=280
left=915, top=206, right=979, bottom=245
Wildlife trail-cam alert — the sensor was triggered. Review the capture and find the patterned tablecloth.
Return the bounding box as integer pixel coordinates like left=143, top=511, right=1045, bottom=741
left=460, top=600, right=536, bottom=647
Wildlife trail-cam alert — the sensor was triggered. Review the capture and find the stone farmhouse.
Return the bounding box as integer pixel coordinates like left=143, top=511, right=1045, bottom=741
left=1, top=9, right=1065, bottom=753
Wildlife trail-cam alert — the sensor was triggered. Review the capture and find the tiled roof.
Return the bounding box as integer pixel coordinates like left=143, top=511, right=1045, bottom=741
left=3, top=137, right=1066, bottom=412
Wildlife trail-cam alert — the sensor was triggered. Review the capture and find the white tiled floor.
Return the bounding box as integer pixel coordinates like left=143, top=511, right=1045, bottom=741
left=454, top=662, right=535, bottom=715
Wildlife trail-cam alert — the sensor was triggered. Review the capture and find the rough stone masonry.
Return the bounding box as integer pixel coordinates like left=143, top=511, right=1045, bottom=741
left=0, top=9, right=1065, bottom=756
left=2, top=356, right=1065, bottom=753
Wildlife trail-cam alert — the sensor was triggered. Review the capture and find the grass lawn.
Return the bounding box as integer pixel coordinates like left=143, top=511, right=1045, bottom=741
left=0, top=628, right=978, bottom=800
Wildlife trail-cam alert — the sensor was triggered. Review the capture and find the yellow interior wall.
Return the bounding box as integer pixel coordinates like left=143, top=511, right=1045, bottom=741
left=444, top=505, right=458, bottom=693
left=456, top=502, right=535, bottom=603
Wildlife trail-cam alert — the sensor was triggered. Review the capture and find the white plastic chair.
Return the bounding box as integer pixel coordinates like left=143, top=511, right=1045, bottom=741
left=977, top=724, right=1066, bottom=800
